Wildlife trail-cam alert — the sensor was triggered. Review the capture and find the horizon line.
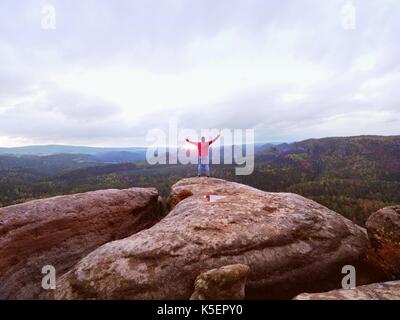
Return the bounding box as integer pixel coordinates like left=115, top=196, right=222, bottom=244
left=0, top=134, right=399, bottom=149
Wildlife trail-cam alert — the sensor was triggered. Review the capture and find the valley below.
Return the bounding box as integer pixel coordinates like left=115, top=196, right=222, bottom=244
left=1, top=135, right=399, bottom=226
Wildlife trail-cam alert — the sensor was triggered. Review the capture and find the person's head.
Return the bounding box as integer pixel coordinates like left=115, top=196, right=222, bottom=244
left=201, top=136, right=205, bottom=142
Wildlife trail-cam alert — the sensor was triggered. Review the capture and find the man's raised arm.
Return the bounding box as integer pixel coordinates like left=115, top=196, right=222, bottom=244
left=210, top=134, right=221, bottom=144
left=185, top=138, right=198, bottom=146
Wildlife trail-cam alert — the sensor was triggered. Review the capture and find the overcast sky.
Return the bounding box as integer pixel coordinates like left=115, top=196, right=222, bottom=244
left=0, top=0, right=399, bottom=147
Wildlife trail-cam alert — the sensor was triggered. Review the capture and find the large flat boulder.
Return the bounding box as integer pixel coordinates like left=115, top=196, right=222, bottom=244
left=293, top=280, right=400, bottom=300
left=366, top=206, right=400, bottom=279
left=55, top=177, right=369, bottom=300
left=0, top=187, right=163, bottom=299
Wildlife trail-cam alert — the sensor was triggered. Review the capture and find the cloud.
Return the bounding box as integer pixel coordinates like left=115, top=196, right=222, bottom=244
left=0, top=0, right=399, bottom=146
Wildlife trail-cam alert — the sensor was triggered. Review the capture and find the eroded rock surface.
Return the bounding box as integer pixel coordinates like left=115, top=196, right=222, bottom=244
left=55, top=178, right=369, bottom=300
left=190, top=264, right=250, bottom=300
left=366, top=206, right=400, bottom=279
left=0, top=187, right=163, bottom=299
left=294, top=280, right=400, bottom=300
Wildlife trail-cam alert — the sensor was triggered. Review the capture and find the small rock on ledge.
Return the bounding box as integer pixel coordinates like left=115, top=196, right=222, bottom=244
left=190, top=264, right=250, bottom=300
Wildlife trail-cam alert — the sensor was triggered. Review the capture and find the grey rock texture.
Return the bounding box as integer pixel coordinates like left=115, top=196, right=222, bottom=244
left=0, top=187, right=163, bottom=299
left=294, top=280, right=400, bottom=300
left=190, top=264, right=250, bottom=300
left=54, top=178, right=369, bottom=300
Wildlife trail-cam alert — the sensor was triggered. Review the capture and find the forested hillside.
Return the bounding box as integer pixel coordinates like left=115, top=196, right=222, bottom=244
left=0, top=135, right=399, bottom=226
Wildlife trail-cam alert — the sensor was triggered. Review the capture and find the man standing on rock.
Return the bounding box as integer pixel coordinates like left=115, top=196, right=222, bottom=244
left=185, top=134, right=220, bottom=177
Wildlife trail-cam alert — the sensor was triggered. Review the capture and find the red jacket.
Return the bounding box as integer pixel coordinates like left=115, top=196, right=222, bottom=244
left=186, top=136, right=220, bottom=158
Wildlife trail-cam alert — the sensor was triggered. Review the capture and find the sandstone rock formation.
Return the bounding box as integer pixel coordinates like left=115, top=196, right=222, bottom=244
left=54, top=177, right=369, bottom=300
left=0, top=187, right=163, bottom=299
left=190, top=264, right=250, bottom=300
left=366, top=206, right=400, bottom=279
left=293, top=280, right=400, bottom=300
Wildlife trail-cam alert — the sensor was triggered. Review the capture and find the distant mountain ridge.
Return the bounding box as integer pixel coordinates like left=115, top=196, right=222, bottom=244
left=0, top=145, right=147, bottom=155
left=0, top=143, right=269, bottom=156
